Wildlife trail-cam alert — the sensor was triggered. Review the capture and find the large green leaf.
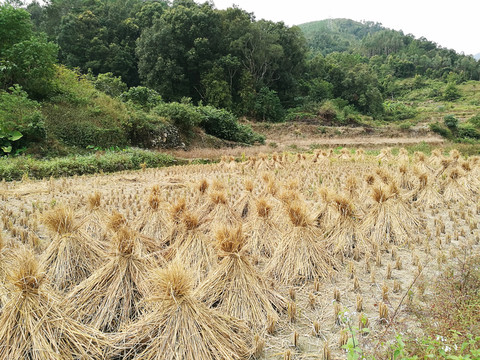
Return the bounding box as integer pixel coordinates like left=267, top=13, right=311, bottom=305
left=1, top=145, right=12, bottom=153
left=8, top=130, right=23, bottom=141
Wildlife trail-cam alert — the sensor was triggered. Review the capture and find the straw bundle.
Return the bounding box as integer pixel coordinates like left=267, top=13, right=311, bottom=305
left=414, top=151, right=434, bottom=173
left=442, top=167, right=470, bottom=202
left=0, top=248, right=109, bottom=359
left=66, top=227, right=156, bottom=332
left=197, top=225, right=286, bottom=328
left=355, top=148, right=365, bottom=161
left=326, top=195, right=370, bottom=258
left=244, top=197, right=283, bottom=258
left=198, top=189, right=239, bottom=229
left=171, top=212, right=217, bottom=285
left=413, top=172, right=443, bottom=207
left=233, top=179, right=257, bottom=220
left=399, top=162, right=415, bottom=190
left=83, top=191, right=108, bottom=241
left=0, top=235, right=10, bottom=307
left=315, top=187, right=338, bottom=228
left=41, top=206, right=106, bottom=291
left=362, top=183, right=420, bottom=246
left=339, top=148, right=350, bottom=160
left=397, top=148, right=409, bottom=163
left=116, top=260, right=251, bottom=360
left=376, top=148, right=392, bottom=161
left=134, top=193, right=171, bottom=244
left=266, top=201, right=336, bottom=285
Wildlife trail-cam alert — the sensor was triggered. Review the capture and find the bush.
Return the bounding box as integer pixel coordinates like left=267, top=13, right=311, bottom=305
left=52, top=120, right=127, bottom=148
left=0, top=149, right=177, bottom=180
left=94, top=73, right=127, bottom=98
left=198, top=105, right=264, bottom=144
left=457, top=123, right=480, bottom=139
left=383, top=101, right=417, bottom=121
left=120, top=86, right=163, bottom=110
left=443, top=82, right=461, bottom=101
left=0, top=85, right=46, bottom=154
left=317, top=100, right=338, bottom=122
left=468, top=114, right=480, bottom=128
left=153, top=101, right=202, bottom=137
left=123, top=109, right=181, bottom=148
left=253, top=87, right=285, bottom=122
left=1, top=34, right=58, bottom=99
left=444, top=114, right=458, bottom=130
left=430, top=122, right=452, bottom=138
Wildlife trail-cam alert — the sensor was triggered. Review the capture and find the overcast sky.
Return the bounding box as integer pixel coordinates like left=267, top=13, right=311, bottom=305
left=209, top=0, right=479, bottom=56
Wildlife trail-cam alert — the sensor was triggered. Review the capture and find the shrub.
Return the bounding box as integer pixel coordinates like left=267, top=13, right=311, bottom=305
left=123, top=109, right=181, bottom=148
left=443, top=82, right=461, bottom=101
left=383, top=101, right=417, bottom=121
left=94, top=73, right=127, bottom=98
left=0, top=85, right=46, bottom=154
left=457, top=123, right=480, bottom=139
left=468, top=114, right=480, bottom=128
left=253, top=87, right=285, bottom=122
left=43, top=66, right=130, bottom=149
left=198, top=105, right=264, bottom=144
left=120, top=86, right=163, bottom=110
left=153, top=102, right=202, bottom=137
left=430, top=122, right=452, bottom=138
left=444, top=114, right=458, bottom=130
left=317, top=100, right=337, bottom=122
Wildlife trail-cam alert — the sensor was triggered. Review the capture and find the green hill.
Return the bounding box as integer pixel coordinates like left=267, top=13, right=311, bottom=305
left=298, top=18, right=384, bottom=55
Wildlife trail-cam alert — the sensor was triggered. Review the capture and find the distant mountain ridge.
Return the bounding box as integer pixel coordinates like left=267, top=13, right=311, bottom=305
left=298, top=18, right=472, bottom=58
left=475, top=53, right=480, bottom=60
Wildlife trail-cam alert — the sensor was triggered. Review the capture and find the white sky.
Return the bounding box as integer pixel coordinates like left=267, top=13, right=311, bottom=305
left=209, top=0, right=479, bottom=56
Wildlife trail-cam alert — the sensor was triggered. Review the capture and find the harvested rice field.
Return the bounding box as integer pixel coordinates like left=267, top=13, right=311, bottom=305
left=0, top=147, right=479, bottom=359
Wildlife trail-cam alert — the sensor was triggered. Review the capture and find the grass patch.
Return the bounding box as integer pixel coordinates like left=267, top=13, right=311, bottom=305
left=0, top=149, right=178, bottom=181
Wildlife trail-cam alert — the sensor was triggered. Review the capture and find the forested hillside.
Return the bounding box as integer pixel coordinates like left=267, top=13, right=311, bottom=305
left=1, top=1, right=479, bottom=158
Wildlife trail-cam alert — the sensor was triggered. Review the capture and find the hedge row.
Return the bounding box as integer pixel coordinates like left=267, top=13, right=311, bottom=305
left=0, top=149, right=177, bottom=181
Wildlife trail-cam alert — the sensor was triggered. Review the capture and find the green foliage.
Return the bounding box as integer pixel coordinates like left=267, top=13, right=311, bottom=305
left=444, top=82, right=461, bottom=101
left=43, top=66, right=129, bottom=149
left=430, top=122, right=453, bottom=138
left=136, top=1, right=223, bottom=102
left=0, top=4, right=58, bottom=99
left=153, top=101, right=202, bottom=136
left=122, top=108, right=175, bottom=148
left=307, top=78, right=333, bottom=102
left=0, top=85, right=46, bottom=154
left=0, top=149, right=176, bottom=181
left=94, top=72, right=127, bottom=98
left=201, top=65, right=233, bottom=110
left=198, top=105, right=264, bottom=144
left=467, top=114, right=480, bottom=128
left=253, top=87, right=285, bottom=122
left=383, top=101, right=418, bottom=121
left=444, top=114, right=459, bottom=130
left=0, top=4, right=33, bottom=54
left=457, top=123, right=480, bottom=139
left=120, top=86, right=163, bottom=111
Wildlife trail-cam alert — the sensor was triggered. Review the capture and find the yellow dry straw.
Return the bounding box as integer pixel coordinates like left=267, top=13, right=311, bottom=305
left=41, top=206, right=106, bottom=292
left=115, top=260, right=252, bottom=360
left=0, top=248, right=109, bottom=359
left=65, top=226, right=156, bottom=332
left=266, top=200, right=336, bottom=285
left=197, top=225, right=286, bottom=329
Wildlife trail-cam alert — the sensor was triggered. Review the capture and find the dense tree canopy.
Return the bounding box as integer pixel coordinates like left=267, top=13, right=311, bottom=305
left=1, top=0, right=477, bottom=122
